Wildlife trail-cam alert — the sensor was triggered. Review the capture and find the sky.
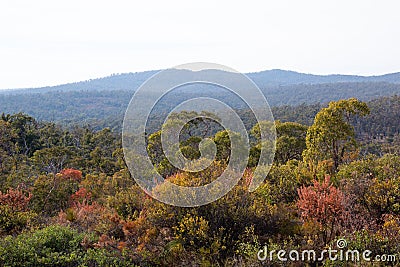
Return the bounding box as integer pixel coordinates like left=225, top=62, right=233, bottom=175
left=0, top=0, right=400, bottom=89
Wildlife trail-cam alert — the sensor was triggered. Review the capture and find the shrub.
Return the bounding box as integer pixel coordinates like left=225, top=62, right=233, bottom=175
left=0, top=225, right=86, bottom=266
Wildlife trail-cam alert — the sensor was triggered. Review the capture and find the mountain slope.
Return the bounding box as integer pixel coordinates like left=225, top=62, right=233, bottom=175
left=1, top=81, right=399, bottom=127
left=0, top=70, right=159, bottom=94
left=1, top=69, right=400, bottom=128
left=248, top=69, right=400, bottom=86
left=2, top=69, right=400, bottom=94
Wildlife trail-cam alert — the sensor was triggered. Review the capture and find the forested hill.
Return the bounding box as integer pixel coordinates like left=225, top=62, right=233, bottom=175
left=0, top=70, right=159, bottom=94
left=1, top=82, right=400, bottom=125
left=249, top=69, right=400, bottom=86
left=1, top=69, right=400, bottom=128
left=1, top=69, right=400, bottom=94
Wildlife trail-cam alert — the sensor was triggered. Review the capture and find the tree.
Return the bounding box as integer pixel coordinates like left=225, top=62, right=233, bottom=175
left=248, top=121, right=276, bottom=167
left=167, top=111, right=221, bottom=139
left=179, top=136, right=202, bottom=160
left=32, top=146, right=75, bottom=174
left=275, top=121, right=308, bottom=164
left=30, top=171, right=80, bottom=216
left=2, top=113, right=40, bottom=157
left=303, top=98, right=370, bottom=172
left=88, top=128, right=118, bottom=174
left=0, top=120, right=16, bottom=176
left=213, top=130, right=248, bottom=165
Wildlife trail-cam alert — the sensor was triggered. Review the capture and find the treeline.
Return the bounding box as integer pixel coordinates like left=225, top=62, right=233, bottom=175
left=1, top=81, right=400, bottom=127
left=0, top=98, right=400, bottom=266
left=0, top=90, right=131, bottom=127
left=261, top=81, right=400, bottom=105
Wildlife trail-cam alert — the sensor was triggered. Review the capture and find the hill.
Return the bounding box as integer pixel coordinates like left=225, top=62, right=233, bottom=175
left=1, top=69, right=400, bottom=128
left=2, top=69, right=400, bottom=94
left=249, top=69, right=400, bottom=86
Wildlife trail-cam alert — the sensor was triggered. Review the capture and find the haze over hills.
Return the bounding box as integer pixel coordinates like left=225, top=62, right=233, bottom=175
left=0, top=69, right=400, bottom=130
left=249, top=69, right=400, bottom=86
left=2, top=69, right=400, bottom=93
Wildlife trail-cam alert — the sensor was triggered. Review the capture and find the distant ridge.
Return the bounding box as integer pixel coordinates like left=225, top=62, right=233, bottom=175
left=0, top=70, right=159, bottom=94
left=1, top=68, right=400, bottom=126
left=247, top=69, right=400, bottom=87
left=2, top=69, right=400, bottom=94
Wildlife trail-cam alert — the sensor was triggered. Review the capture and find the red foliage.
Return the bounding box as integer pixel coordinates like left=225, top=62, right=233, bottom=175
left=243, top=168, right=253, bottom=188
left=60, top=168, right=82, bottom=181
left=95, top=234, right=117, bottom=248
left=69, top=187, right=92, bottom=206
left=60, top=188, right=123, bottom=236
left=58, top=200, right=109, bottom=233
left=297, top=175, right=347, bottom=242
left=0, top=188, right=32, bottom=212
left=117, top=241, right=128, bottom=251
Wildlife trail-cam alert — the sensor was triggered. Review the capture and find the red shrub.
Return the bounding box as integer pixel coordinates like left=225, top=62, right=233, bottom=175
left=60, top=168, right=82, bottom=181
left=69, top=187, right=92, bottom=206
left=0, top=188, right=32, bottom=212
left=297, top=175, right=347, bottom=243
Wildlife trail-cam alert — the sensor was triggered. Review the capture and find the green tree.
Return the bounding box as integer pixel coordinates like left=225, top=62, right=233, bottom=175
left=275, top=121, right=308, bottom=164
left=213, top=129, right=248, bottom=165
left=248, top=120, right=276, bottom=167
left=88, top=128, right=118, bottom=174
left=0, top=120, right=16, bottom=177
left=179, top=136, right=202, bottom=160
left=303, top=98, right=370, bottom=172
left=32, top=146, right=75, bottom=174
left=2, top=113, right=40, bottom=157
left=30, top=172, right=80, bottom=216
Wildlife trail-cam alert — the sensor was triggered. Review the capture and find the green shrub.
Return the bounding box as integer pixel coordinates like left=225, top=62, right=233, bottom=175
left=0, top=225, right=86, bottom=266
left=0, top=205, right=36, bottom=235
left=0, top=225, right=138, bottom=267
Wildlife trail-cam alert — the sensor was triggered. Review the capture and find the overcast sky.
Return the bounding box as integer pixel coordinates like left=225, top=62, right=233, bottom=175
left=0, top=0, right=399, bottom=89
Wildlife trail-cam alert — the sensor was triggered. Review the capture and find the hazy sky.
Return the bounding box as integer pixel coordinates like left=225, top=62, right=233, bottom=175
left=1, top=0, right=400, bottom=89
